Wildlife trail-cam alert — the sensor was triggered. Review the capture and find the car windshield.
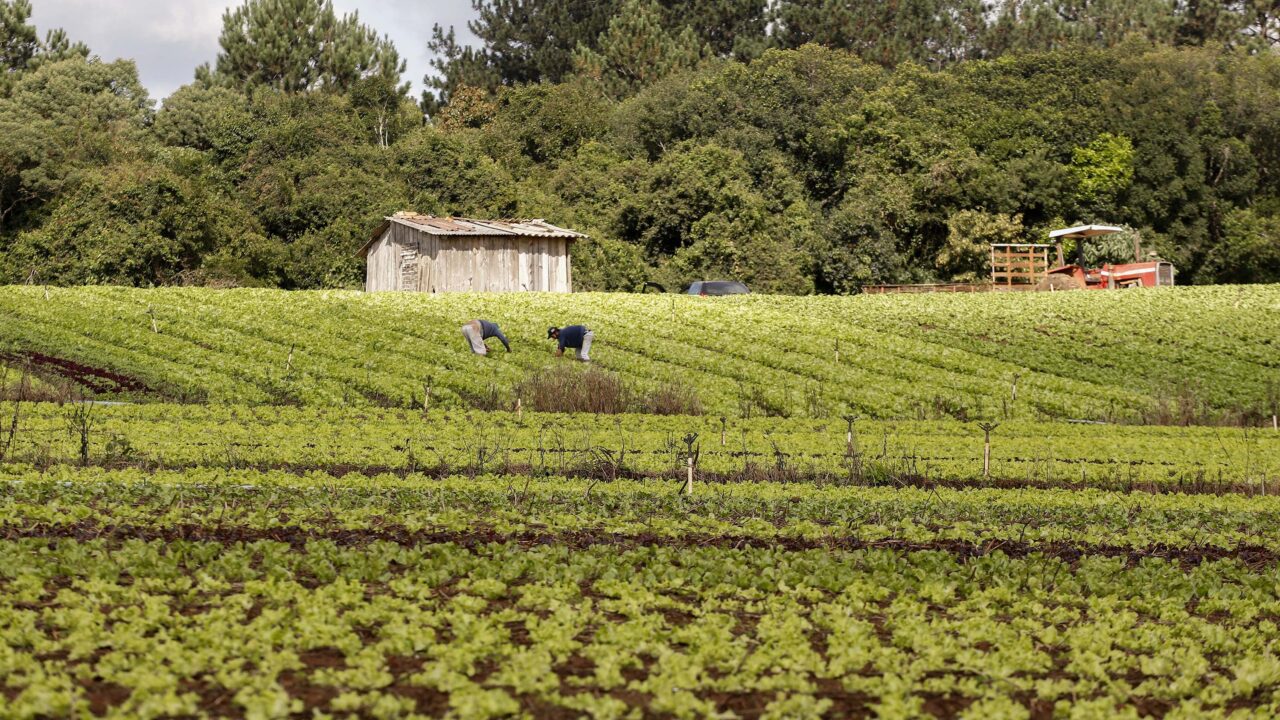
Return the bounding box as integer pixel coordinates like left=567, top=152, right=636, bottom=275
left=701, top=281, right=749, bottom=295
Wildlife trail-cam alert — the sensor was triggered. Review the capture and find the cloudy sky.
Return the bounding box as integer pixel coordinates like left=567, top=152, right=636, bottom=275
left=28, top=0, right=480, bottom=101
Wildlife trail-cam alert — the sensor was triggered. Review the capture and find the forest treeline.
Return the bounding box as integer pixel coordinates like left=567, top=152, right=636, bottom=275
left=1, top=0, right=1279, bottom=292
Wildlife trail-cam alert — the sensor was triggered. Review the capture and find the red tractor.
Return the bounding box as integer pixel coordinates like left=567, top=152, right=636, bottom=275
left=1036, top=225, right=1175, bottom=291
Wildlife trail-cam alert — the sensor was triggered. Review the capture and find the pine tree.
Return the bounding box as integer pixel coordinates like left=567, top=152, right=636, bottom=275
left=209, top=0, right=406, bottom=95
left=424, top=0, right=616, bottom=109
left=654, top=0, right=770, bottom=59
left=0, top=0, right=39, bottom=75
left=1, top=0, right=87, bottom=93
left=774, top=0, right=990, bottom=68
left=424, top=0, right=770, bottom=109
left=573, top=0, right=707, bottom=98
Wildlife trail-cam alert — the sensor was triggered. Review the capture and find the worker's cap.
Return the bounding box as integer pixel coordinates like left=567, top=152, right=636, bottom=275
left=546, top=326, right=559, bottom=338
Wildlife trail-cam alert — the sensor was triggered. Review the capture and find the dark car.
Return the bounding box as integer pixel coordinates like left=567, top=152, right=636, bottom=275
left=683, top=280, right=750, bottom=296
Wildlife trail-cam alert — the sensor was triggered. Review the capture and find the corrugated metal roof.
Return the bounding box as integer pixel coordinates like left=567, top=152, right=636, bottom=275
left=389, top=213, right=586, bottom=238
left=359, top=213, right=587, bottom=256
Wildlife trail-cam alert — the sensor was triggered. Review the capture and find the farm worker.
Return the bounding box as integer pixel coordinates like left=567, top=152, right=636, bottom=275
left=547, top=325, right=593, bottom=362
left=461, top=319, right=511, bottom=356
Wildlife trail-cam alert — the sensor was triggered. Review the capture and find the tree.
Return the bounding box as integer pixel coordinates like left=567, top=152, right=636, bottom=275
left=423, top=0, right=769, bottom=109
left=1199, top=207, right=1280, bottom=283
left=349, top=74, right=420, bottom=148
left=0, top=0, right=87, bottom=94
left=573, top=0, right=707, bottom=99
left=208, top=0, right=406, bottom=95
left=774, top=0, right=990, bottom=68
left=0, top=58, right=149, bottom=234
left=1070, top=132, right=1135, bottom=211
left=424, top=0, right=616, bottom=109
left=1236, top=0, right=1280, bottom=48
left=654, top=0, right=770, bottom=59
left=0, top=0, right=39, bottom=76
left=394, top=125, right=519, bottom=218
left=938, top=211, right=1024, bottom=281
left=153, top=85, right=251, bottom=151
left=2, top=161, right=237, bottom=285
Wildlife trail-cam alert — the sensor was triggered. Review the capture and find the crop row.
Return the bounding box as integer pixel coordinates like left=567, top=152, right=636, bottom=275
left=2, top=285, right=1277, bottom=421
left=5, top=467, right=1280, bottom=552
left=3, top=402, right=1276, bottom=491
left=2, top=521, right=1278, bottom=717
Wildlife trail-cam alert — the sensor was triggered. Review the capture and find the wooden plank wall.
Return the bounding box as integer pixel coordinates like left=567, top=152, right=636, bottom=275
left=409, top=233, right=571, bottom=293
left=364, top=230, right=400, bottom=292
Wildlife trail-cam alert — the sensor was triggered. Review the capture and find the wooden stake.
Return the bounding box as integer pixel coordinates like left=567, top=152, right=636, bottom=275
left=978, top=422, right=999, bottom=480
left=422, top=379, right=432, bottom=413
left=834, top=338, right=840, bottom=364
left=1273, top=414, right=1278, bottom=431
left=684, top=455, right=694, bottom=495
left=719, top=417, right=726, bottom=447
left=515, top=397, right=523, bottom=421
left=843, top=414, right=860, bottom=456
left=285, top=345, right=294, bottom=373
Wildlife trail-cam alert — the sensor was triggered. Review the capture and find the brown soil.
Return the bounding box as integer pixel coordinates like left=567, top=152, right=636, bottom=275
left=6, top=521, right=1276, bottom=569
left=1, top=351, right=152, bottom=396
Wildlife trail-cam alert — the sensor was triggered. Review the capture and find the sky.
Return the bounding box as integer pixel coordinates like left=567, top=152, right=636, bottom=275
left=28, top=0, right=480, bottom=101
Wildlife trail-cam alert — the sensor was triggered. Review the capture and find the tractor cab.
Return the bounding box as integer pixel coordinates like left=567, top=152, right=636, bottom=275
left=1037, top=225, right=1175, bottom=291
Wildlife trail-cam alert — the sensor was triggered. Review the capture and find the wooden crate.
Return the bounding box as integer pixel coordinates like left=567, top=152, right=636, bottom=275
left=990, top=244, right=1053, bottom=287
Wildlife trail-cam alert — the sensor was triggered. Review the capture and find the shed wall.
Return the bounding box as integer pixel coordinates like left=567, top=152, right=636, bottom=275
left=420, top=235, right=571, bottom=293
left=364, top=230, right=398, bottom=292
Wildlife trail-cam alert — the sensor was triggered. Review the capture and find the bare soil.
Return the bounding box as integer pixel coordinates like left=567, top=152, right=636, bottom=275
left=5, top=522, right=1275, bottom=569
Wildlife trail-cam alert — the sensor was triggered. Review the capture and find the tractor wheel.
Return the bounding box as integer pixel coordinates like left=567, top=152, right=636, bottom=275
left=1035, top=274, right=1085, bottom=292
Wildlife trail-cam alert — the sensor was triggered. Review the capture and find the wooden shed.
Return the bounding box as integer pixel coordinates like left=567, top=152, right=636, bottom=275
left=359, top=212, right=586, bottom=293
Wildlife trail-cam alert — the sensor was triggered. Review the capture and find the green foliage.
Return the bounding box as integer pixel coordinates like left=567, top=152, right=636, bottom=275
left=209, top=0, right=406, bottom=95
left=423, top=0, right=767, bottom=108
left=0, top=0, right=38, bottom=78
left=1070, top=132, right=1136, bottom=208
left=1, top=457, right=1280, bottom=716
left=0, top=57, right=149, bottom=237
left=0, top=0, right=87, bottom=94
left=424, top=0, right=616, bottom=109
left=774, top=0, right=990, bottom=68
left=569, top=235, right=648, bottom=291
left=1, top=284, right=1276, bottom=420
left=572, top=0, right=707, bottom=99
left=4, top=13, right=1280, bottom=290
left=2, top=159, right=253, bottom=286
left=482, top=81, right=611, bottom=166
left=395, top=126, right=517, bottom=218
left=939, top=211, right=1024, bottom=281
left=152, top=85, right=251, bottom=151
left=1201, top=207, right=1280, bottom=284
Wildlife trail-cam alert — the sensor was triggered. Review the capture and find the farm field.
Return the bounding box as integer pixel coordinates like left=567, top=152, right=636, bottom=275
left=1, top=285, right=1278, bottom=422
left=3, top=463, right=1280, bottom=718
left=2, top=285, right=1280, bottom=718
left=1, top=403, right=1278, bottom=492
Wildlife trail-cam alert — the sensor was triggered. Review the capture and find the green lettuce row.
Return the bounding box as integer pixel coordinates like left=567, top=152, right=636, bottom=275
left=4, top=285, right=1277, bottom=419
left=4, top=403, right=1276, bottom=487
left=4, top=467, right=1279, bottom=551
left=1, top=536, right=1278, bottom=719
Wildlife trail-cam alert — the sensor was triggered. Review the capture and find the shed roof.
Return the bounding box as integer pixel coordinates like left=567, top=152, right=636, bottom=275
left=360, top=213, right=587, bottom=256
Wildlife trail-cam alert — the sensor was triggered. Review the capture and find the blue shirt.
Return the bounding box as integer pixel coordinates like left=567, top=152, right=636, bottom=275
left=557, top=325, right=587, bottom=350
left=478, top=320, right=510, bottom=351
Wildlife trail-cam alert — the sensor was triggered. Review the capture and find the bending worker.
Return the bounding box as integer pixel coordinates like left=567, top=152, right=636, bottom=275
left=461, top=319, right=511, bottom=356
left=547, top=325, right=593, bottom=362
